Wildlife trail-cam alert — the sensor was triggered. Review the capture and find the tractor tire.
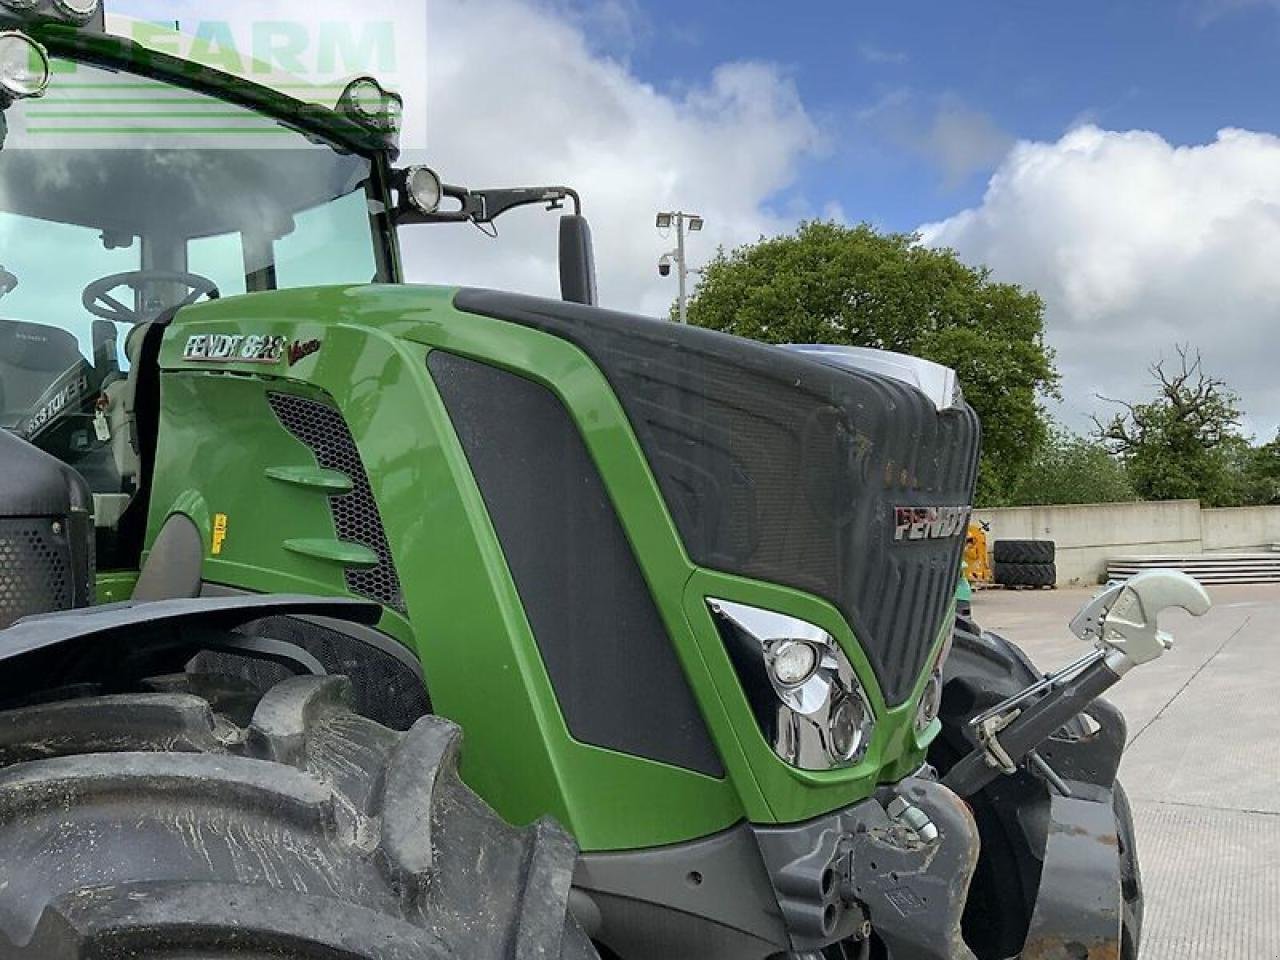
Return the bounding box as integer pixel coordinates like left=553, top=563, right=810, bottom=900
left=1115, top=781, right=1144, bottom=960
left=994, top=561, right=1056, bottom=588
left=0, top=673, right=597, bottom=960
left=992, top=539, right=1055, bottom=565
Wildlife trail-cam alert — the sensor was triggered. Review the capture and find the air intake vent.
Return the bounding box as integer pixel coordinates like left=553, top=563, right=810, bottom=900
left=267, top=394, right=406, bottom=614
left=0, top=520, right=75, bottom=627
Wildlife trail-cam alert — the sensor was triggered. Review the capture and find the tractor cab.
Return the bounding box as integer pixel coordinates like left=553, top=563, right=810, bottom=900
left=0, top=19, right=593, bottom=569
left=0, top=25, right=401, bottom=562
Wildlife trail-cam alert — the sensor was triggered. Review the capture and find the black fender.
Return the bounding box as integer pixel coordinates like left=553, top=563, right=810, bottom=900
left=0, top=596, right=380, bottom=705
left=931, top=606, right=1138, bottom=960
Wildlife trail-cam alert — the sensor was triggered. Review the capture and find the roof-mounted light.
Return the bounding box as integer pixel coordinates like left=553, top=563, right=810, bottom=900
left=0, top=0, right=104, bottom=30
left=51, top=0, right=99, bottom=24
left=0, top=30, right=48, bottom=101
left=337, top=76, right=404, bottom=144
left=402, top=166, right=443, bottom=216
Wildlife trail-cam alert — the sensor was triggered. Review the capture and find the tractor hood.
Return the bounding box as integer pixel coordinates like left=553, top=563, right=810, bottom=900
left=453, top=290, right=982, bottom=706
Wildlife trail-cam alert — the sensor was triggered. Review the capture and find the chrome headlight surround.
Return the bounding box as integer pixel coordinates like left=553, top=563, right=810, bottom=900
left=708, top=599, right=876, bottom=770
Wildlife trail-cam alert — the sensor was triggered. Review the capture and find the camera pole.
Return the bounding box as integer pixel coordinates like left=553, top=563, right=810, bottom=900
left=656, top=210, right=705, bottom=324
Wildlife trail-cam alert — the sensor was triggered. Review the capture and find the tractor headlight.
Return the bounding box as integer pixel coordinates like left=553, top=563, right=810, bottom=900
left=0, top=30, right=48, bottom=101
left=914, top=631, right=953, bottom=734
left=708, top=599, right=876, bottom=770
left=769, top=639, right=819, bottom=687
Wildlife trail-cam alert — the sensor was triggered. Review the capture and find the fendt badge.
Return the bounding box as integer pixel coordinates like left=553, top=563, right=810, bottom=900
left=183, top=334, right=286, bottom=365
left=894, top=506, right=971, bottom=542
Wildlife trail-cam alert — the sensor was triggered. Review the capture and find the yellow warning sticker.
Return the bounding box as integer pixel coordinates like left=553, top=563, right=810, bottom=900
left=212, top=514, right=229, bottom=556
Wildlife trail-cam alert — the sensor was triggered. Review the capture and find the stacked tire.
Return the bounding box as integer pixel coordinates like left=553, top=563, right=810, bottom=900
left=993, top=540, right=1056, bottom=588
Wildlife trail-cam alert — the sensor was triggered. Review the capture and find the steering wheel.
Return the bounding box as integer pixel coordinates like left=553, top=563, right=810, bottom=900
left=83, top=270, right=221, bottom=326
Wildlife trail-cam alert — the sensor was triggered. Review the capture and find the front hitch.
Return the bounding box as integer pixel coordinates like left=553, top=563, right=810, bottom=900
left=843, top=779, right=981, bottom=960
left=944, top=570, right=1210, bottom=799
left=755, top=776, right=981, bottom=960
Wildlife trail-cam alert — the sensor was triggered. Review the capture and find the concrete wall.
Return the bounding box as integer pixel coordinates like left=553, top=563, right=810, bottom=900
left=1202, top=506, right=1280, bottom=553
left=974, top=500, right=1202, bottom=586
left=974, top=501, right=1280, bottom=586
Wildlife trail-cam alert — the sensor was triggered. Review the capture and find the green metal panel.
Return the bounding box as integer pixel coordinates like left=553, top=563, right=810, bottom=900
left=96, top=571, right=138, bottom=604
left=145, top=283, right=948, bottom=850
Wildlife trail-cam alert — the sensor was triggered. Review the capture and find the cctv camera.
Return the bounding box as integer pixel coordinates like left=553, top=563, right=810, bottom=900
left=658, top=261, right=672, bottom=278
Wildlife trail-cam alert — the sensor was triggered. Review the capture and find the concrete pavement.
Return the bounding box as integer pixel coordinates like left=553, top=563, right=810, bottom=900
left=972, top=583, right=1280, bottom=960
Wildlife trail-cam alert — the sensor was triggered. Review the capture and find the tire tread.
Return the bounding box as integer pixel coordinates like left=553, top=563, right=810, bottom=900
left=0, top=676, right=594, bottom=960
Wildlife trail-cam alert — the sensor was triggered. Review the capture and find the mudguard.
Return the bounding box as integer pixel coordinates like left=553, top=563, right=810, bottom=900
left=0, top=596, right=382, bottom=702
left=931, top=606, right=1140, bottom=960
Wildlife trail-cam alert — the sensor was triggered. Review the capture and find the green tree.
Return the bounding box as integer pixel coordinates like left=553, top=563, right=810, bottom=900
left=684, top=221, right=1058, bottom=504
left=1234, top=431, right=1280, bottom=505
left=1004, top=426, right=1136, bottom=506
left=1094, top=347, right=1245, bottom=506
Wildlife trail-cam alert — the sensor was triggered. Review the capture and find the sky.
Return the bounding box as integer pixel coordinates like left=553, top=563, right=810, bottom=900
left=108, top=0, right=1280, bottom=439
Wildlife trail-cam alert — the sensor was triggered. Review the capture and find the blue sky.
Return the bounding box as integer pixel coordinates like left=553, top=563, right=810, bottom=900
left=602, top=0, right=1280, bottom=230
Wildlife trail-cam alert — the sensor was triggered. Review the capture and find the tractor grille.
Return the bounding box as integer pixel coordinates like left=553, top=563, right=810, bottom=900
left=0, top=518, right=74, bottom=628
left=454, top=291, right=981, bottom=706
left=192, top=615, right=430, bottom=731
left=267, top=393, right=406, bottom=614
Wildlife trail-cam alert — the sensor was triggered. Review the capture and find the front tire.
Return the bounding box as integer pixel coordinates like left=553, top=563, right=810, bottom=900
left=1114, top=782, right=1144, bottom=960
left=0, top=675, right=596, bottom=959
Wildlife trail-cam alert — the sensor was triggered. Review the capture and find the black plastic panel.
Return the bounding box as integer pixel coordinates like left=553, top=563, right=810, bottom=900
left=453, top=291, right=980, bottom=706
left=0, top=431, right=95, bottom=628
left=429, top=351, right=724, bottom=777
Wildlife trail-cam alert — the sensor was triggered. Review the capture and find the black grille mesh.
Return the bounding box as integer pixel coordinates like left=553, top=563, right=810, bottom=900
left=0, top=518, right=74, bottom=628
left=191, top=615, right=430, bottom=731
left=454, top=291, right=981, bottom=706
left=266, top=393, right=406, bottom=614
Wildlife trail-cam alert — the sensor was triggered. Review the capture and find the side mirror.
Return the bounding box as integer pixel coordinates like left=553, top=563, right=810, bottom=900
left=559, top=215, right=598, bottom=306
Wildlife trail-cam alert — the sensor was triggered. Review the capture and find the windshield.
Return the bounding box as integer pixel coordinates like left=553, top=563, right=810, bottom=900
left=0, top=54, right=389, bottom=494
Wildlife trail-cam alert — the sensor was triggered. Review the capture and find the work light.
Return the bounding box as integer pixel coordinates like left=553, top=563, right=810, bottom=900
left=51, top=0, right=98, bottom=23
left=0, top=30, right=48, bottom=101
left=0, top=0, right=104, bottom=30
left=708, top=598, right=877, bottom=770
left=402, top=166, right=443, bottom=215
left=338, top=76, right=404, bottom=139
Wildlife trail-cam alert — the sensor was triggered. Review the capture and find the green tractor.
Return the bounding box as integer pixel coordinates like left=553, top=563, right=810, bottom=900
left=0, top=7, right=1212, bottom=959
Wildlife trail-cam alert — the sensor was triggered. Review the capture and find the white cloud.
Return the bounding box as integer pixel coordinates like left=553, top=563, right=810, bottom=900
left=922, top=125, right=1280, bottom=438
left=403, top=0, right=822, bottom=317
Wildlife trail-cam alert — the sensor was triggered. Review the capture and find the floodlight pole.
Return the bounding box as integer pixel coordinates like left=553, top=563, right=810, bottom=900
left=657, top=210, right=704, bottom=324
left=676, top=213, right=688, bottom=325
